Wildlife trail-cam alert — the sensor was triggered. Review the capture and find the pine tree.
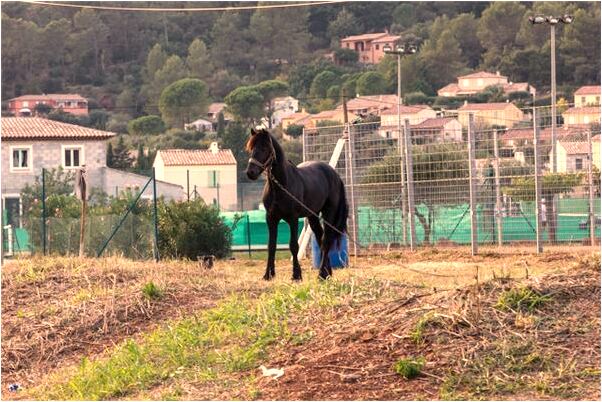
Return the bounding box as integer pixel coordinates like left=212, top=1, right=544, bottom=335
left=217, top=112, right=226, bottom=138
left=106, top=142, right=114, bottom=167
left=111, top=136, right=133, bottom=170
left=136, top=143, right=147, bottom=173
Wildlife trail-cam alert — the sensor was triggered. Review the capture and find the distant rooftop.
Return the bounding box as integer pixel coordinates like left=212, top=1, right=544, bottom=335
left=1, top=117, right=114, bottom=140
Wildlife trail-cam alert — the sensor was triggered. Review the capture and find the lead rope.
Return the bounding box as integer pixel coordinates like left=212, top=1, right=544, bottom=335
left=266, top=170, right=458, bottom=278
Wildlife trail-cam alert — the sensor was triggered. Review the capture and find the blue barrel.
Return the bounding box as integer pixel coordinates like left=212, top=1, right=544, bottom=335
left=311, top=234, right=348, bottom=269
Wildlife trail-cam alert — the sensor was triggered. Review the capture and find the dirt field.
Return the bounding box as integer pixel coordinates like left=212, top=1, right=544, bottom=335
left=1, top=246, right=600, bottom=400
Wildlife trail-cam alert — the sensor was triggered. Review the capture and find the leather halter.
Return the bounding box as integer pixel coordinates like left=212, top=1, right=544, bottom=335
left=248, top=135, right=276, bottom=173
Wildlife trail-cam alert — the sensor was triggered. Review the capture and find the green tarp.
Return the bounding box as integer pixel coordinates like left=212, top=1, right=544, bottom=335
left=223, top=197, right=600, bottom=247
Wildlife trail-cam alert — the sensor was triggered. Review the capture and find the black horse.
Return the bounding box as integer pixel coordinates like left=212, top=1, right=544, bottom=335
left=245, top=128, right=348, bottom=281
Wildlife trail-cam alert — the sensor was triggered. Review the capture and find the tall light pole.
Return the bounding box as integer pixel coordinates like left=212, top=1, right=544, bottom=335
left=528, top=14, right=573, bottom=173
left=383, top=43, right=417, bottom=245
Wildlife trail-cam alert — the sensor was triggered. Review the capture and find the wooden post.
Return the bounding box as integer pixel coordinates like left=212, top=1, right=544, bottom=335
left=587, top=129, right=596, bottom=246
left=79, top=198, right=87, bottom=257
left=533, top=109, right=543, bottom=253
left=493, top=129, right=503, bottom=247
left=403, top=119, right=416, bottom=250
left=467, top=114, right=478, bottom=256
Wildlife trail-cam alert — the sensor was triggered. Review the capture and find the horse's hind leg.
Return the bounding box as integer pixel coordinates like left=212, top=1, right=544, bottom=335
left=317, top=208, right=336, bottom=280
left=286, top=217, right=302, bottom=281
left=308, top=216, right=323, bottom=249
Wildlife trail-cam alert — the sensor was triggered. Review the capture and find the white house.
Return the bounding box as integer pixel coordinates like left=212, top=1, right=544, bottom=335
left=185, top=118, right=214, bottom=132
left=411, top=117, right=463, bottom=144
left=153, top=142, right=238, bottom=210
left=552, top=141, right=592, bottom=173
left=271, top=96, right=299, bottom=127
left=379, top=105, right=437, bottom=138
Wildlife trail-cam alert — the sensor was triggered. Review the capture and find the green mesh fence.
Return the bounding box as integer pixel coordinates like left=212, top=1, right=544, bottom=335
left=223, top=197, right=600, bottom=248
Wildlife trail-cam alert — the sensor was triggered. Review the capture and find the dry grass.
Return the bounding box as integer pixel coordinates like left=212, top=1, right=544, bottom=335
left=1, top=246, right=599, bottom=400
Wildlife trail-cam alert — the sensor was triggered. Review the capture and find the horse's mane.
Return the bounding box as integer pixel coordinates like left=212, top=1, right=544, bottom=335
left=245, top=128, right=271, bottom=152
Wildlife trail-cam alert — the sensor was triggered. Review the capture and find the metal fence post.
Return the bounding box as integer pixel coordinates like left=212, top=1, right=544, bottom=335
left=398, top=121, right=408, bottom=246
left=587, top=129, right=596, bottom=246
left=467, top=114, right=478, bottom=256
left=403, top=119, right=416, bottom=250
left=187, top=169, right=190, bottom=202
left=346, top=123, right=359, bottom=257
left=246, top=213, right=252, bottom=258
left=152, top=168, right=160, bottom=262
left=533, top=109, right=543, bottom=253
left=493, top=129, right=503, bottom=247
left=41, top=167, right=47, bottom=256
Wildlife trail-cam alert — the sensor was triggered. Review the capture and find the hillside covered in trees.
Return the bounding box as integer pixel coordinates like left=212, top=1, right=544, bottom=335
left=3, top=1, right=600, bottom=110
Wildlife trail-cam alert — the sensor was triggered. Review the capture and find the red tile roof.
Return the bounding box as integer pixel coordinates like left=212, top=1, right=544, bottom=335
left=503, top=82, right=531, bottom=93
left=563, top=106, right=601, bottom=115
left=458, top=102, right=517, bottom=111
left=437, top=83, right=460, bottom=94
left=412, top=117, right=458, bottom=129
left=341, top=33, right=388, bottom=42
left=1, top=117, right=115, bottom=140
left=380, top=104, right=432, bottom=115
left=282, top=112, right=310, bottom=123
left=338, top=95, right=399, bottom=112
left=559, top=141, right=589, bottom=155
left=502, top=125, right=586, bottom=141
left=458, top=71, right=506, bottom=79
left=208, top=102, right=226, bottom=114
left=574, top=85, right=601, bottom=96
left=9, top=93, right=87, bottom=102
left=371, top=35, right=401, bottom=44
left=157, top=149, right=236, bottom=166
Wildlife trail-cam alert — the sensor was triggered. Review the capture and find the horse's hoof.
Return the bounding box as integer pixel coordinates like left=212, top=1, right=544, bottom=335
left=292, top=275, right=303, bottom=282
left=263, top=274, right=274, bottom=281
left=318, top=273, right=331, bottom=281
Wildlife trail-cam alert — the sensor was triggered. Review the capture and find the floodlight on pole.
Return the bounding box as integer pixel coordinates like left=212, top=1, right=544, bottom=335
left=382, top=42, right=418, bottom=245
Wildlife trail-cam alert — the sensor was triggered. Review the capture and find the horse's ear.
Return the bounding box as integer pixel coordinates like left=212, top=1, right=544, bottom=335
left=250, top=128, right=257, bottom=136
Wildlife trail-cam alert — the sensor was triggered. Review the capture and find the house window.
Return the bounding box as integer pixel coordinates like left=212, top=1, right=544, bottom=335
left=375, top=44, right=379, bottom=50
left=581, top=96, right=586, bottom=104
left=10, top=147, right=31, bottom=172
left=22, top=101, right=29, bottom=107
left=63, top=146, right=83, bottom=168
left=596, top=96, right=600, bottom=104
left=575, top=158, right=583, bottom=171
left=208, top=170, right=219, bottom=188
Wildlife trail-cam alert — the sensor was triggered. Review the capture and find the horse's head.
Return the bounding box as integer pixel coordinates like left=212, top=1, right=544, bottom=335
left=245, top=128, right=275, bottom=180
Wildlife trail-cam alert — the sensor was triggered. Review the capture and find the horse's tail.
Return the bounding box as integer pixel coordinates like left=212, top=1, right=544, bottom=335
left=332, top=178, right=349, bottom=248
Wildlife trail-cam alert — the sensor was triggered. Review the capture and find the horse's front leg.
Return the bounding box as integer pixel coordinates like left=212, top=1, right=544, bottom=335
left=287, top=217, right=302, bottom=281
left=264, top=215, right=279, bottom=281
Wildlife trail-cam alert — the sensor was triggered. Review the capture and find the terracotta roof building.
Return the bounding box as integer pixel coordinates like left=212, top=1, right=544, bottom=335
left=573, top=85, right=601, bottom=107
left=153, top=142, right=238, bottom=210
left=7, top=94, right=89, bottom=116
left=456, top=102, right=525, bottom=127
left=1, top=117, right=183, bottom=217
left=562, top=106, right=601, bottom=126
left=340, top=32, right=400, bottom=64
left=437, top=71, right=536, bottom=98
left=337, top=94, right=399, bottom=116
left=155, top=148, right=237, bottom=166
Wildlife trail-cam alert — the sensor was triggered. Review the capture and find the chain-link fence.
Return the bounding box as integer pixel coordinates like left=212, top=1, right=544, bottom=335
left=303, top=110, right=600, bottom=254
left=2, top=169, right=159, bottom=259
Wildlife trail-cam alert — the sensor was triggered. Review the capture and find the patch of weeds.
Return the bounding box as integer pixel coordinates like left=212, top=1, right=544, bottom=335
left=394, top=356, right=425, bottom=379
left=290, top=330, right=314, bottom=346
left=496, top=287, right=550, bottom=312
left=160, top=385, right=183, bottom=401
left=142, top=281, right=163, bottom=300
left=410, top=312, right=445, bottom=344
left=28, top=279, right=357, bottom=400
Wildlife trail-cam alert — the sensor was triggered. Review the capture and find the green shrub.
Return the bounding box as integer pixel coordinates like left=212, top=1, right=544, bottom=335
left=157, top=200, right=232, bottom=259
left=394, top=357, right=425, bottom=379
left=142, top=282, right=163, bottom=300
